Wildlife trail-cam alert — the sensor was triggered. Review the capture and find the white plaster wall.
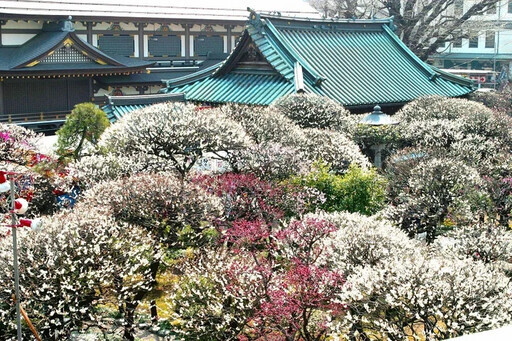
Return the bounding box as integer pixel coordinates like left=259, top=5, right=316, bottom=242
left=232, top=25, right=245, bottom=33
left=189, top=24, right=202, bottom=32
left=181, top=35, right=186, bottom=56
left=2, top=20, right=42, bottom=29
left=143, top=35, right=149, bottom=57
left=77, top=34, right=88, bottom=43
left=170, top=23, right=184, bottom=31
left=134, top=35, right=139, bottom=57
left=2, top=34, right=36, bottom=45
left=499, top=31, right=512, bottom=52
left=73, top=21, right=87, bottom=30
left=120, top=22, right=137, bottom=31
left=92, top=22, right=112, bottom=30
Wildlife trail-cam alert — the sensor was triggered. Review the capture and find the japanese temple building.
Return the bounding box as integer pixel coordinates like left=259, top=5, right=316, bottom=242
left=0, top=18, right=152, bottom=127
left=0, top=1, right=319, bottom=129
left=163, top=11, right=476, bottom=109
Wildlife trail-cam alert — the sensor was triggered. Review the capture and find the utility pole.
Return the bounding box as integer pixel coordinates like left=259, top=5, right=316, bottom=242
left=9, top=177, right=22, bottom=341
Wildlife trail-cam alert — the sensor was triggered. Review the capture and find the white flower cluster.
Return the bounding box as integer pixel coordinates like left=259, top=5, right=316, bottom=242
left=219, top=102, right=370, bottom=176
left=99, top=102, right=251, bottom=177
left=386, top=155, right=485, bottom=241
left=312, top=211, right=419, bottom=274
left=271, top=93, right=355, bottom=133
left=313, top=212, right=512, bottom=340
left=0, top=123, right=43, bottom=165
left=396, top=96, right=512, bottom=164
left=80, top=172, right=223, bottom=246
left=68, top=153, right=174, bottom=189
left=0, top=207, right=159, bottom=340
left=90, top=101, right=370, bottom=181
left=168, top=249, right=261, bottom=340
left=435, top=223, right=512, bottom=265
left=340, top=254, right=512, bottom=340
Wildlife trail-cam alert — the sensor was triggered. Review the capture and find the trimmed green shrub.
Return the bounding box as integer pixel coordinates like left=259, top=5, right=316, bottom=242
left=288, top=161, right=386, bottom=215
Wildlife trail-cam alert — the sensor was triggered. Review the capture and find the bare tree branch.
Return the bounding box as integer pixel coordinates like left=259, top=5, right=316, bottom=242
left=309, top=0, right=500, bottom=60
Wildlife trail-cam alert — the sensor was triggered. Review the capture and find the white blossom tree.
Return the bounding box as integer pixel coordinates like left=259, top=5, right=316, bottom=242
left=308, top=211, right=512, bottom=340
left=271, top=93, right=356, bottom=133
left=0, top=208, right=159, bottom=340
left=99, top=102, right=250, bottom=178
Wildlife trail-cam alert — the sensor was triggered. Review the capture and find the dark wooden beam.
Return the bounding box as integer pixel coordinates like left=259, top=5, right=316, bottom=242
left=138, top=23, right=144, bottom=59
left=184, top=24, right=191, bottom=59
left=88, top=78, right=94, bottom=101
left=86, top=22, right=93, bottom=43
left=0, top=80, right=4, bottom=117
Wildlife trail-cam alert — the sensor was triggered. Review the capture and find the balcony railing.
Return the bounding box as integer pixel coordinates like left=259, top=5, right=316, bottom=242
left=0, top=111, right=70, bottom=124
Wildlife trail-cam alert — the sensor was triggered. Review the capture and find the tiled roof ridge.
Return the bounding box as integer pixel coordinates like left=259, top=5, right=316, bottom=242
left=257, top=11, right=393, bottom=25
left=164, top=61, right=222, bottom=89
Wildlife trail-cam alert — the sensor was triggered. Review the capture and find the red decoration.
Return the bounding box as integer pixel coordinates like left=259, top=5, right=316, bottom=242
left=13, top=198, right=28, bottom=215
left=19, top=218, right=43, bottom=231
left=0, top=171, right=9, bottom=193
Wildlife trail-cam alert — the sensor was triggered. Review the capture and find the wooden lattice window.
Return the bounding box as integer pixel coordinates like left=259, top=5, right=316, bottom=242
left=148, top=35, right=181, bottom=57
left=98, top=35, right=134, bottom=57
left=195, top=35, right=223, bottom=56
left=40, top=46, right=93, bottom=64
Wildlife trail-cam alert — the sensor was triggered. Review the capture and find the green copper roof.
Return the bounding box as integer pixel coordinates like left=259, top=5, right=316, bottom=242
left=102, top=93, right=185, bottom=123
left=103, top=104, right=148, bottom=123
left=166, top=11, right=475, bottom=107
left=172, top=71, right=294, bottom=105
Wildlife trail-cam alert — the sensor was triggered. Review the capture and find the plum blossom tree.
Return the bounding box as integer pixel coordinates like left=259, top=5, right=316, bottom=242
left=0, top=123, right=42, bottom=166
left=170, top=216, right=345, bottom=340
left=307, top=211, right=512, bottom=340
left=298, top=128, right=371, bottom=173
left=68, top=153, right=174, bottom=189
left=395, top=96, right=512, bottom=155
left=271, top=93, right=356, bottom=133
left=81, top=173, right=222, bottom=247
left=80, top=172, right=222, bottom=332
left=192, top=172, right=322, bottom=225
left=99, top=102, right=250, bottom=178
left=385, top=152, right=486, bottom=242
left=435, top=223, right=512, bottom=265
left=0, top=208, right=159, bottom=340
left=339, top=254, right=512, bottom=340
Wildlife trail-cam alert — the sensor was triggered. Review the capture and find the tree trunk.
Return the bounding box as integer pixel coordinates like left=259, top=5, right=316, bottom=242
left=149, top=259, right=161, bottom=323
left=123, top=301, right=137, bottom=341
left=150, top=300, right=158, bottom=324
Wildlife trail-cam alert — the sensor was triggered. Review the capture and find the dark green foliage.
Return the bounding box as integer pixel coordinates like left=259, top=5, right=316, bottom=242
left=57, top=102, right=110, bottom=160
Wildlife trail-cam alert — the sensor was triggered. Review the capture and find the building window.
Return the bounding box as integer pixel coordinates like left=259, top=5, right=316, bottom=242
left=509, top=1, right=512, bottom=13
left=485, top=31, right=495, bottom=48
left=455, top=0, right=464, bottom=17
left=469, top=36, right=479, bottom=48
left=97, top=35, right=134, bottom=57
left=453, top=38, right=462, bottom=48
left=148, top=35, right=181, bottom=57
left=194, top=35, right=223, bottom=56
